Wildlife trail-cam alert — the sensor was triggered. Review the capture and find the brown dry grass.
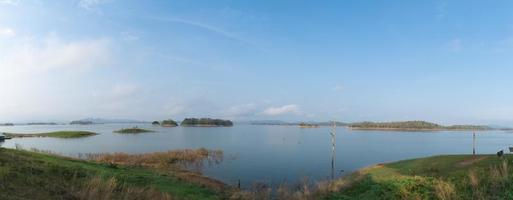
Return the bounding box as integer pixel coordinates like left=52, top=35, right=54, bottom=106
left=73, top=176, right=172, bottom=200
left=433, top=180, right=456, bottom=200
left=83, top=148, right=223, bottom=170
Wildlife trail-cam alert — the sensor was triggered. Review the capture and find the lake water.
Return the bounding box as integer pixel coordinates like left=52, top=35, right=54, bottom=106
left=1, top=124, right=512, bottom=188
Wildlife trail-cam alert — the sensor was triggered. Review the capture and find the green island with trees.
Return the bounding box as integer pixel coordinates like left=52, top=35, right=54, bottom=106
left=161, top=119, right=179, bottom=127
left=181, top=118, right=233, bottom=127
left=298, top=122, right=320, bottom=128
left=114, top=127, right=154, bottom=134
left=3, top=131, right=97, bottom=138
left=349, top=121, right=493, bottom=131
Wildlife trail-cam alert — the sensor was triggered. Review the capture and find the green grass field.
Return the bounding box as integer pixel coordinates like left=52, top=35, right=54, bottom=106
left=0, top=148, right=225, bottom=200
left=325, top=154, right=513, bottom=200
left=4, top=131, right=97, bottom=138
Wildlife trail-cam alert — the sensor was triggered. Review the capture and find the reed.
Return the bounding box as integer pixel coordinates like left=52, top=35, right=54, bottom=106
left=84, top=148, right=223, bottom=170
left=74, top=176, right=172, bottom=200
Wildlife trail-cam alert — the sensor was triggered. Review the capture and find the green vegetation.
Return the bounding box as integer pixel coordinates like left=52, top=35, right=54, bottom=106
left=0, top=147, right=226, bottom=200
left=70, top=120, right=93, bottom=125
left=114, top=127, right=154, bottom=134
left=27, top=122, right=58, bottom=125
left=152, top=121, right=160, bottom=125
left=324, top=155, right=513, bottom=200
left=4, top=131, right=97, bottom=138
left=161, top=119, right=178, bottom=127
left=299, top=122, right=320, bottom=128
left=446, top=125, right=492, bottom=131
left=349, top=121, right=492, bottom=131
left=181, top=118, right=233, bottom=127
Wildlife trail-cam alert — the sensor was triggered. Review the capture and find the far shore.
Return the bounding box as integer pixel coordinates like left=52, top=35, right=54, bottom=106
left=348, top=127, right=493, bottom=131
left=3, top=131, right=98, bottom=138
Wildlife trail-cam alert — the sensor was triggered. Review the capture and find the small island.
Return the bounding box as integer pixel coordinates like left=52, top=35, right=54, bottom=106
left=4, top=131, right=97, bottom=138
left=0, top=123, right=14, bottom=126
left=298, top=122, right=320, bottom=128
left=161, top=119, right=178, bottom=127
left=114, top=127, right=154, bottom=134
left=181, top=118, right=233, bottom=127
left=151, top=121, right=160, bottom=125
left=349, top=121, right=493, bottom=131
left=70, top=120, right=93, bottom=125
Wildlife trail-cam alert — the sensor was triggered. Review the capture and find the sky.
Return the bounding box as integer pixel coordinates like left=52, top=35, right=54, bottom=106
left=1, top=0, right=513, bottom=125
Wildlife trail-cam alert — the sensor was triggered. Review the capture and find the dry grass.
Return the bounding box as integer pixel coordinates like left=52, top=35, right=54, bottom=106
left=83, top=148, right=223, bottom=170
left=433, top=180, right=456, bottom=200
left=82, top=148, right=227, bottom=193
left=229, top=182, right=272, bottom=200
left=468, top=169, right=479, bottom=189
left=73, top=176, right=172, bottom=200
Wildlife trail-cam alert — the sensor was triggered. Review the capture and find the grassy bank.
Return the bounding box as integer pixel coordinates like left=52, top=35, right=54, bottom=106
left=4, top=131, right=97, bottom=138
left=0, top=147, right=227, bottom=200
left=114, top=127, right=154, bottom=134
left=324, top=154, right=513, bottom=199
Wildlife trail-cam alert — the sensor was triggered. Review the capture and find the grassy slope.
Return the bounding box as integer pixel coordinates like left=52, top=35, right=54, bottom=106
left=326, top=155, right=513, bottom=199
left=4, top=131, right=97, bottom=138
left=0, top=148, right=223, bottom=200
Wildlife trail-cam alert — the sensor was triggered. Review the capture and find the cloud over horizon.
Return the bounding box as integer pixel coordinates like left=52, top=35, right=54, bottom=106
left=261, top=104, right=302, bottom=116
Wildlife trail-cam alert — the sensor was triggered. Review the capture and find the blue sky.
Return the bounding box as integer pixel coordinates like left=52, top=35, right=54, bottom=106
left=1, top=0, right=513, bottom=125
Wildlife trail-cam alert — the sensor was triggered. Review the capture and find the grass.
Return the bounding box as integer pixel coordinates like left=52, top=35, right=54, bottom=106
left=0, top=147, right=227, bottom=200
left=83, top=148, right=224, bottom=172
left=323, top=154, right=513, bottom=200
left=114, top=127, right=154, bottom=134
left=4, top=131, right=97, bottom=138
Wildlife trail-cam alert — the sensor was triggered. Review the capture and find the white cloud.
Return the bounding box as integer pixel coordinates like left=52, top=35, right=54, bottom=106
left=0, top=27, right=15, bottom=37
left=121, top=32, right=139, bottom=41
left=0, top=34, right=113, bottom=121
left=332, top=85, right=344, bottom=92
left=89, top=83, right=146, bottom=117
left=448, top=38, right=463, bottom=52
left=163, top=101, right=189, bottom=116
left=78, top=0, right=110, bottom=10
left=0, top=34, right=111, bottom=77
left=222, top=103, right=257, bottom=118
left=145, top=16, right=258, bottom=47
left=0, top=0, right=19, bottom=6
left=435, top=1, right=447, bottom=20
left=262, top=104, right=302, bottom=116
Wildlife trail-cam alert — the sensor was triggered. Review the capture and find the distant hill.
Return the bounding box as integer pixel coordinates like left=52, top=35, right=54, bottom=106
left=249, top=120, right=295, bottom=125
left=349, top=121, right=493, bottom=131
left=26, top=122, right=59, bottom=125
left=71, top=118, right=149, bottom=124
left=248, top=120, right=348, bottom=126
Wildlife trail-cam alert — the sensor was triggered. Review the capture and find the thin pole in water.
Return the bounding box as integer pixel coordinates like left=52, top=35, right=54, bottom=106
left=330, top=120, right=337, bottom=180
left=473, top=131, right=476, bottom=156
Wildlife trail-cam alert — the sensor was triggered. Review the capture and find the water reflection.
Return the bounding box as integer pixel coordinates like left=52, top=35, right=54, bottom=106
left=330, top=122, right=337, bottom=180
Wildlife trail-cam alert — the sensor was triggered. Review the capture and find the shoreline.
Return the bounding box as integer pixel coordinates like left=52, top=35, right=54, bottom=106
left=348, top=127, right=493, bottom=131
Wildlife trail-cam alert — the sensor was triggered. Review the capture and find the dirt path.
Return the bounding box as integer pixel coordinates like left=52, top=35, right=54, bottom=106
left=457, top=156, right=489, bottom=167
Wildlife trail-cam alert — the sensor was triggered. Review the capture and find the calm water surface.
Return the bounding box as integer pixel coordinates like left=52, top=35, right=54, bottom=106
left=1, top=124, right=512, bottom=187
